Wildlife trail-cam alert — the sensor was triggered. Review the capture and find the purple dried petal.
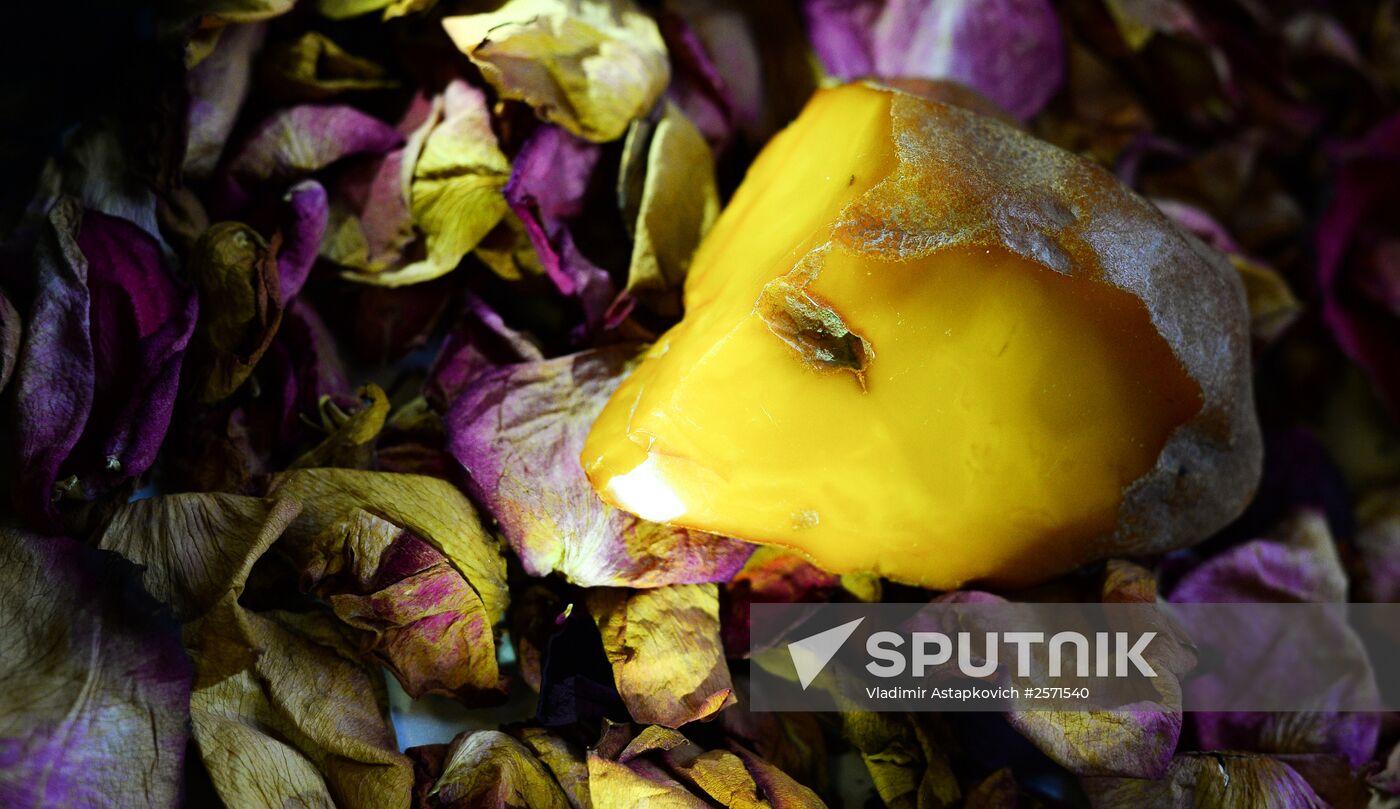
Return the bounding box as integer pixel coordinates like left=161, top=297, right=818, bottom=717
left=1003, top=563, right=1186, bottom=778
left=445, top=346, right=753, bottom=588
left=0, top=529, right=192, bottom=809
left=1170, top=512, right=1380, bottom=768
left=321, top=149, right=415, bottom=273
left=12, top=201, right=92, bottom=529
left=13, top=202, right=196, bottom=531
left=426, top=291, right=543, bottom=411
left=274, top=180, right=329, bottom=301
left=659, top=10, right=738, bottom=152
left=668, top=1, right=764, bottom=136
left=303, top=511, right=507, bottom=705
left=504, top=125, right=623, bottom=338
left=804, top=0, right=1065, bottom=120
left=261, top=298, right=351, bottom=448
left=76, top=210, right=198, bottom=481
left=1083, top=752, right=1329, bottom=808
left=218, top=104, right=403, bottom=213
left=1318, top=112, right=1400, bottom=411
left=185, top=23, right=266, bottom=179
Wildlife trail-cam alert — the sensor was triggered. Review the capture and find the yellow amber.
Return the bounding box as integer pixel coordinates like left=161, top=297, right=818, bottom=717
left=581, top=84, right=1205, bottom=589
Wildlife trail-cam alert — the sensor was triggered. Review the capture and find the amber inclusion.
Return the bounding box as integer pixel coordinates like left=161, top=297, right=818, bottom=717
left=581, top=83, right=1204, bottom=589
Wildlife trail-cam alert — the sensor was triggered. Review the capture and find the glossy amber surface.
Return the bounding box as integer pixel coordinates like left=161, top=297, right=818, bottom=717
left=581, top=83, right=1204, bottom=588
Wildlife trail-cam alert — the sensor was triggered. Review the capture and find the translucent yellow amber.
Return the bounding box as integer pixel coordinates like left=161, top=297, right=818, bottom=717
left=581, top=84, right=1203, bottom=589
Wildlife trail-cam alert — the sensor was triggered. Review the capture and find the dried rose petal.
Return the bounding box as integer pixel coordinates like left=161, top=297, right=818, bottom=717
left=185, top=23, right=266, bottom=179
left=219, top=103, right=403, bottom=212
left=1082, top=752, right=1329, bottom=808
left=348, top=81, right=508, bottom=287
left=273, top=179, right=329, bottom=300
left=587, top=724, right=825, bottom=808
left=588, top=584, right=736, bottom=727
left=13, top=200, right=197, bottom=529
left=0, top=287, right=19, bottom=394
left=842, top=712, right=960, bottom=807
left=442, top=0, right=670, bottom=142
left=0, top=530, right=192, bottom=809
left=1170, top=511, right=1380, bottom=768
left=621, top=102, right=719, bottom=317
left=268, top=468, right=509, bottom=623
left=445, top=346, right=752, bottom=587
left=430, top=730, right=571, bottom=808
left=504, top=125, right=623, bottom=337
left=185, top=222, right=284, bottom=403
left=97, top=493, right=302, bottom=621
left=302, top=508, right=507, bottom=704
left=191, top=609, right=414, bottom=809
left=259, top=31, right=397, bottom=102
left=1006, top=561, right=1190, bottom=778
left=1318, top=113, right=1400, bottom=411
left=803, top=0, right=1064, bottom=120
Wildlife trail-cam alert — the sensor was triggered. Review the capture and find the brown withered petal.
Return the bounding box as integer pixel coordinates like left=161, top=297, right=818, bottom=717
left=1355, top=487, right=1400, bottom=603
left=290, top=384, right=391, bottom=470
left=187, top=222, right=284, bottom=403
left=260, top=31, right=397, bottom=101
left=587, top=584, right=736, bottom=727
left=96, top=493, right=301, bottom=621
left=431, top=730, right=571, bottom=809
left=510, top=726, right=593, bottom=809
left=622, top=101, right=719, bottom=316
left=589, top=725, right=827, bottom=808
left=841, top=712, right=960, bottom=809
left=302, top=507, right=507, bottom=704
left=268, top=468, right=509, bottom=622
left=191, top=609, right=414, bottom=809
left=719, top=676, right=829, bottom=794
left=0, top=287, right=20, bottom=395
left=964, top=768, right=1018, bottom=809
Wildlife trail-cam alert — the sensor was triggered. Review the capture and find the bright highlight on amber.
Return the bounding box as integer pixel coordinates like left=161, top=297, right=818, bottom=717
left=583, top=83, right=1261, bottom=589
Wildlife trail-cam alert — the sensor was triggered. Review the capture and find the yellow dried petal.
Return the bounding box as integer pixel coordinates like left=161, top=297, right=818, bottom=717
left=623, top=102, right=719, bottom=315
left=442, top=0, right=669, bottom=142
left=588, top=584, right=735, bottom=727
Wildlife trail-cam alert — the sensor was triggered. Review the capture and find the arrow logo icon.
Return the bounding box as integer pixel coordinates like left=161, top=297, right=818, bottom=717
left=787, top=618, right=864, bottom=690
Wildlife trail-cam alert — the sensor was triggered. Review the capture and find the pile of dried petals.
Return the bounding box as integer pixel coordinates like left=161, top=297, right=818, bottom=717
left=1, top=0, right=1399, bottom=807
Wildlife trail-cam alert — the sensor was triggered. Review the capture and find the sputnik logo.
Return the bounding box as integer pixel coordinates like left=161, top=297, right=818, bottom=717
left=788, top=618, right=864, bottom=690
